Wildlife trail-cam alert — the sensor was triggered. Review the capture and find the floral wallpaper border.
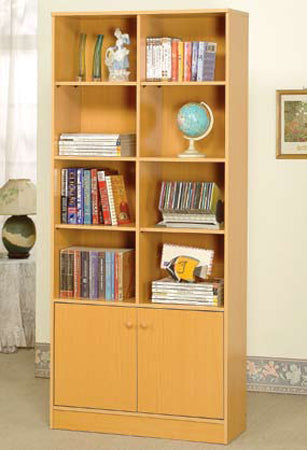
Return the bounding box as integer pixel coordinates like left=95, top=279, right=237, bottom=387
left=247, top=356, right=307, bottom=394
left=35, top=343, right=307, bottom=394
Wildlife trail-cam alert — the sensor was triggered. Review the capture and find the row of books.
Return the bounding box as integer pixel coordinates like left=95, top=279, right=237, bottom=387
left=59, top=247, right=135, bottom=300
left=158, top=181, right=223, bottom=228
left=146, top=37, right=217, bottom=82
left=61, top=168, right=131, bottom=226
left=151, top=278, right=224, bottom=306
left=59, top=133, right=136, bottom=157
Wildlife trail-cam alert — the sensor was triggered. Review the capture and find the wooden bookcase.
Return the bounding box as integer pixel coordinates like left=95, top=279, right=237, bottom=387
left=50, top=9, right=248, bottom=444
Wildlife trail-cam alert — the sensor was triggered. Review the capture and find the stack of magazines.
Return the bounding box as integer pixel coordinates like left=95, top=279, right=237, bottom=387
left=58, top=133, right=136, bottom=157
left=151, top=278, right=224, bottom=306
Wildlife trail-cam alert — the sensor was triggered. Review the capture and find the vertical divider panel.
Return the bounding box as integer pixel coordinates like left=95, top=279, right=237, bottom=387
left=135, top=15, right=141, bottom=303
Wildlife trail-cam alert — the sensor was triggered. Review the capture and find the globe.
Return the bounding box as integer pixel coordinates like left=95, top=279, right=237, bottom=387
left=176, top=102, right=214, bottom=157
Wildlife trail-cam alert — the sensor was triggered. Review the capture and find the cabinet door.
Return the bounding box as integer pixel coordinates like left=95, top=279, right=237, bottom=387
left=54, top=304, right=137, bottom=411
left=138, top=309, right=223, bottom=419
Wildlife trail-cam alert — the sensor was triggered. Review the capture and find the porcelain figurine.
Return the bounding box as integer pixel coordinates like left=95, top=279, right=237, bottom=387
left=105, top=28, right=130, bottom=81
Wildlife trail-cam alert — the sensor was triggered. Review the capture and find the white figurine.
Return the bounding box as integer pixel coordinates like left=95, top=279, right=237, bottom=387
left=105, top=28, right=130, bottom=81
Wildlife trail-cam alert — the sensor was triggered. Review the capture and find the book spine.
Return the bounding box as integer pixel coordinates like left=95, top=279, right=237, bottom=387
left=155, top=38, right=163, bottom=81
left=196, top=41, right=205, bottom=81
left=105, top=252, right=111, bottom=300
left=114, top=252, right=119, bottom=301
left=98, top=252, right=105, bottom=299
left=111, top=252, right=115, bottom=300
left=73, top=249, right=81, bottom=298
left=67, top=168, right=77, bottom=224
left=91, top=168, right=99, bottom=225
left=162, top=37, right=172, bottom=81
left=106, top=176, right=118, bottom=226
left=203, top=42, right=217, bottom=81
left=76, top=168, right=84, bottom=225
left=191, top=41, right=199, bottom=81
left=171, top=39, right=179, bottom=82
left=83, top=169, right=92, bottom=225
left=183, top=41, right=192, bottom=81
left=178, top=41, right=184, bottom=82
left=89, top=251, right=98, bottom=299
left=118, top=252, right=123, bottom=301
left=59, top=249, right=67, bottom=297
left=81, top=250, right=89, bottom=298
left=146, top=37, right=153, bottom=81
left=97, top=171, right=112, bottom=225
left=67, top=249, right=74, bottom=298
left=61, top=169, right=68, bottom=224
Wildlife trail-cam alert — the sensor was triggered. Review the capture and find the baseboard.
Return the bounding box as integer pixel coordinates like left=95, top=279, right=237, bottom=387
left=35, top=343, right=307, bottom=395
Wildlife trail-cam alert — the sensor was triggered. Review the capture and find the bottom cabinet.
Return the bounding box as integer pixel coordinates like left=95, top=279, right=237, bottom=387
left=54, top=304, right=137, bottom=411
left=138, top=309, right=224, bottom=419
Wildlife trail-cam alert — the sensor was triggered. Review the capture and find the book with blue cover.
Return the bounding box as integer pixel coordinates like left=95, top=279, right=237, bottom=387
left=83, top=169, right=92, bottom=225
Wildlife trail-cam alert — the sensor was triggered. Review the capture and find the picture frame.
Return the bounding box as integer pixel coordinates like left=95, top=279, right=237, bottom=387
left=276, top=89, right=307, bottom=159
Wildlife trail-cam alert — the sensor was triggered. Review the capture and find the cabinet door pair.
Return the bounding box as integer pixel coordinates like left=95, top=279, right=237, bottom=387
left=54, top=304, right=223, bottom=419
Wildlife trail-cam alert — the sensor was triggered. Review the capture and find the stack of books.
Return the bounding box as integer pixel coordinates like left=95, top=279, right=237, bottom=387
left=61, top=168, right=132, bottom=226
left=58, top=133, right=136, bottom=157
left=151, top=278, right=224, bottom=306
left=158, top=181, right=223, bottom=229
left=146, top=38, right=217, bottom=82
left=59, top=247, right=135, bottom=301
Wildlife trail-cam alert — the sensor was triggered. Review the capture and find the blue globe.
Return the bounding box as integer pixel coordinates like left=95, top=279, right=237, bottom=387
left=177, top=102, right=211, bottom=138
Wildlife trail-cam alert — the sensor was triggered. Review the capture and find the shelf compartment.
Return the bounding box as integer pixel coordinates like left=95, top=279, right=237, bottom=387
left=54, top=85, right=136, bottom=141
left=138, top=231, right=224, bottom=304
left=140, top=85, right=225, bottom=158
left=139, top=160, right=224, bottom=228
left=139, top=13, right=225, bottom=82
left=54, top=159, right=136, bottom=225
left=53, top=15, right=137, bottom=82
left=53, top=228, right=136, bottom=300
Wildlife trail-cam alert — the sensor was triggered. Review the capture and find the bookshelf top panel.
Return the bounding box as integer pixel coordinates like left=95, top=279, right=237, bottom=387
left=51, top=9, right=247, bottom=18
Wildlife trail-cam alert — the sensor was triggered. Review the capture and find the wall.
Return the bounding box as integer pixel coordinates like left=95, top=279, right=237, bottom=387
left=37, top=0, right=307, bottom=358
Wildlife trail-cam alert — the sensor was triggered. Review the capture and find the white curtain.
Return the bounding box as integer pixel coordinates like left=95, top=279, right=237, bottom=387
left=0, top=0, right=37, bottom=185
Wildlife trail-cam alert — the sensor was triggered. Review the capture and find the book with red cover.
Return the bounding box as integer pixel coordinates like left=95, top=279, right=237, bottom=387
left=73, top=248, right=81, bottom=298
left=97, top=170, right=112, bottom=225
left=91, top=168, right=99, bottom=225
left=183, top=41, right=192, bottom=81
left=109, top=175, right=132, bottom=225
left=171, top=38, right=180, bottom=81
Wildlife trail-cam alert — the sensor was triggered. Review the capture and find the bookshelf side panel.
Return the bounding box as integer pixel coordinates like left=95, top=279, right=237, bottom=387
left=225, top=11, right=248, bottom=443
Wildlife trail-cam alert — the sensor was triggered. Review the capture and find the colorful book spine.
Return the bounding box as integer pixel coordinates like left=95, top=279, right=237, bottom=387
left=59, top=249, right=67, bottom=297
left=89, top=251, right=99, bottom=299
left=76, top=168, right=84, bottom=225
left=97, top=170, right=112, bottom=225
left=117, top=252, right=123, bottom=301
left=191, top=41, right=199, bottom=81
left=67, top=168, right=77, bottom=224
left=110, top=175, right=131, bottom=225
left=106, top=176, right=118, bottom=226
left=91, top=168, right=99, bottom=225
left=66, top=248, right=74, bottom=298
left=111, top=252, right=115, bottom=300
left=98, top=252, right=105, bottom=299
left=81, top=250, right=89, bottom=298
left=161, top=37, right=172, bottom=81
left=203, top=42, right=217, bottom=81
left=171, top=39, right=180, bottom=81
left=114, top=252, right=118, bottom=300
left=73, top=249, right=81, bottom=298
left=61, top=169, right=68, bottom=224
left=83, top=169, right=91, bottom=225
left=196, top=41, right=205, bottom=81
left=178, top=41, right=184, bottom=82
left=183, top=41, right=192, bottom=81
left=105, top=251, right=111, bottom=300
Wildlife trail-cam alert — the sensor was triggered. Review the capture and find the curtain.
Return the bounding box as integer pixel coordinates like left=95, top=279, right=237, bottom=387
left=0, top=0, right=37, bottom=185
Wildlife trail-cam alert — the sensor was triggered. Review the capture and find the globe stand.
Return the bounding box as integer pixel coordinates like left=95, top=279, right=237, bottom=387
left=178, top=138, right=206, bottom=158
left=177, top=101, right=214, bottom=159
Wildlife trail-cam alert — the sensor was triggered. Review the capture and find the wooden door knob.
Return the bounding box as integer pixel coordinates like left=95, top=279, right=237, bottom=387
left=140, top=323, right=148, bottom=329
left=125, top=322, right=133, bottom=329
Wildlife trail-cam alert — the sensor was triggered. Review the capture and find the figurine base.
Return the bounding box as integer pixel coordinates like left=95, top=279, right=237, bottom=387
left=108, top=69, right=130, bottom=82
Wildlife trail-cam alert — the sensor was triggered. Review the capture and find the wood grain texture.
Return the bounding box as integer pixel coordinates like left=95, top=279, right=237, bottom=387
left=54, top=304, right=137, bottom=411
left=224, top=10, right=248, bottom=442
left=138, top=309, right=224, bottom=419
left=53, top=408, right=225, bottom=443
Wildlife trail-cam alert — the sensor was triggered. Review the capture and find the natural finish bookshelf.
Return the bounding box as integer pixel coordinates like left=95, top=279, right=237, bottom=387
left=50, top=9, right=248, bottom=444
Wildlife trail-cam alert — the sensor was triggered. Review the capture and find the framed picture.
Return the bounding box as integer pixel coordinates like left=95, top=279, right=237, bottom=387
left=276, top=89, right=307, bottom=158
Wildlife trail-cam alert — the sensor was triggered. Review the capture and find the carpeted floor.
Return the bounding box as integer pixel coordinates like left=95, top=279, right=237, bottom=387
left=0, top=349, right=306, bottom=450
